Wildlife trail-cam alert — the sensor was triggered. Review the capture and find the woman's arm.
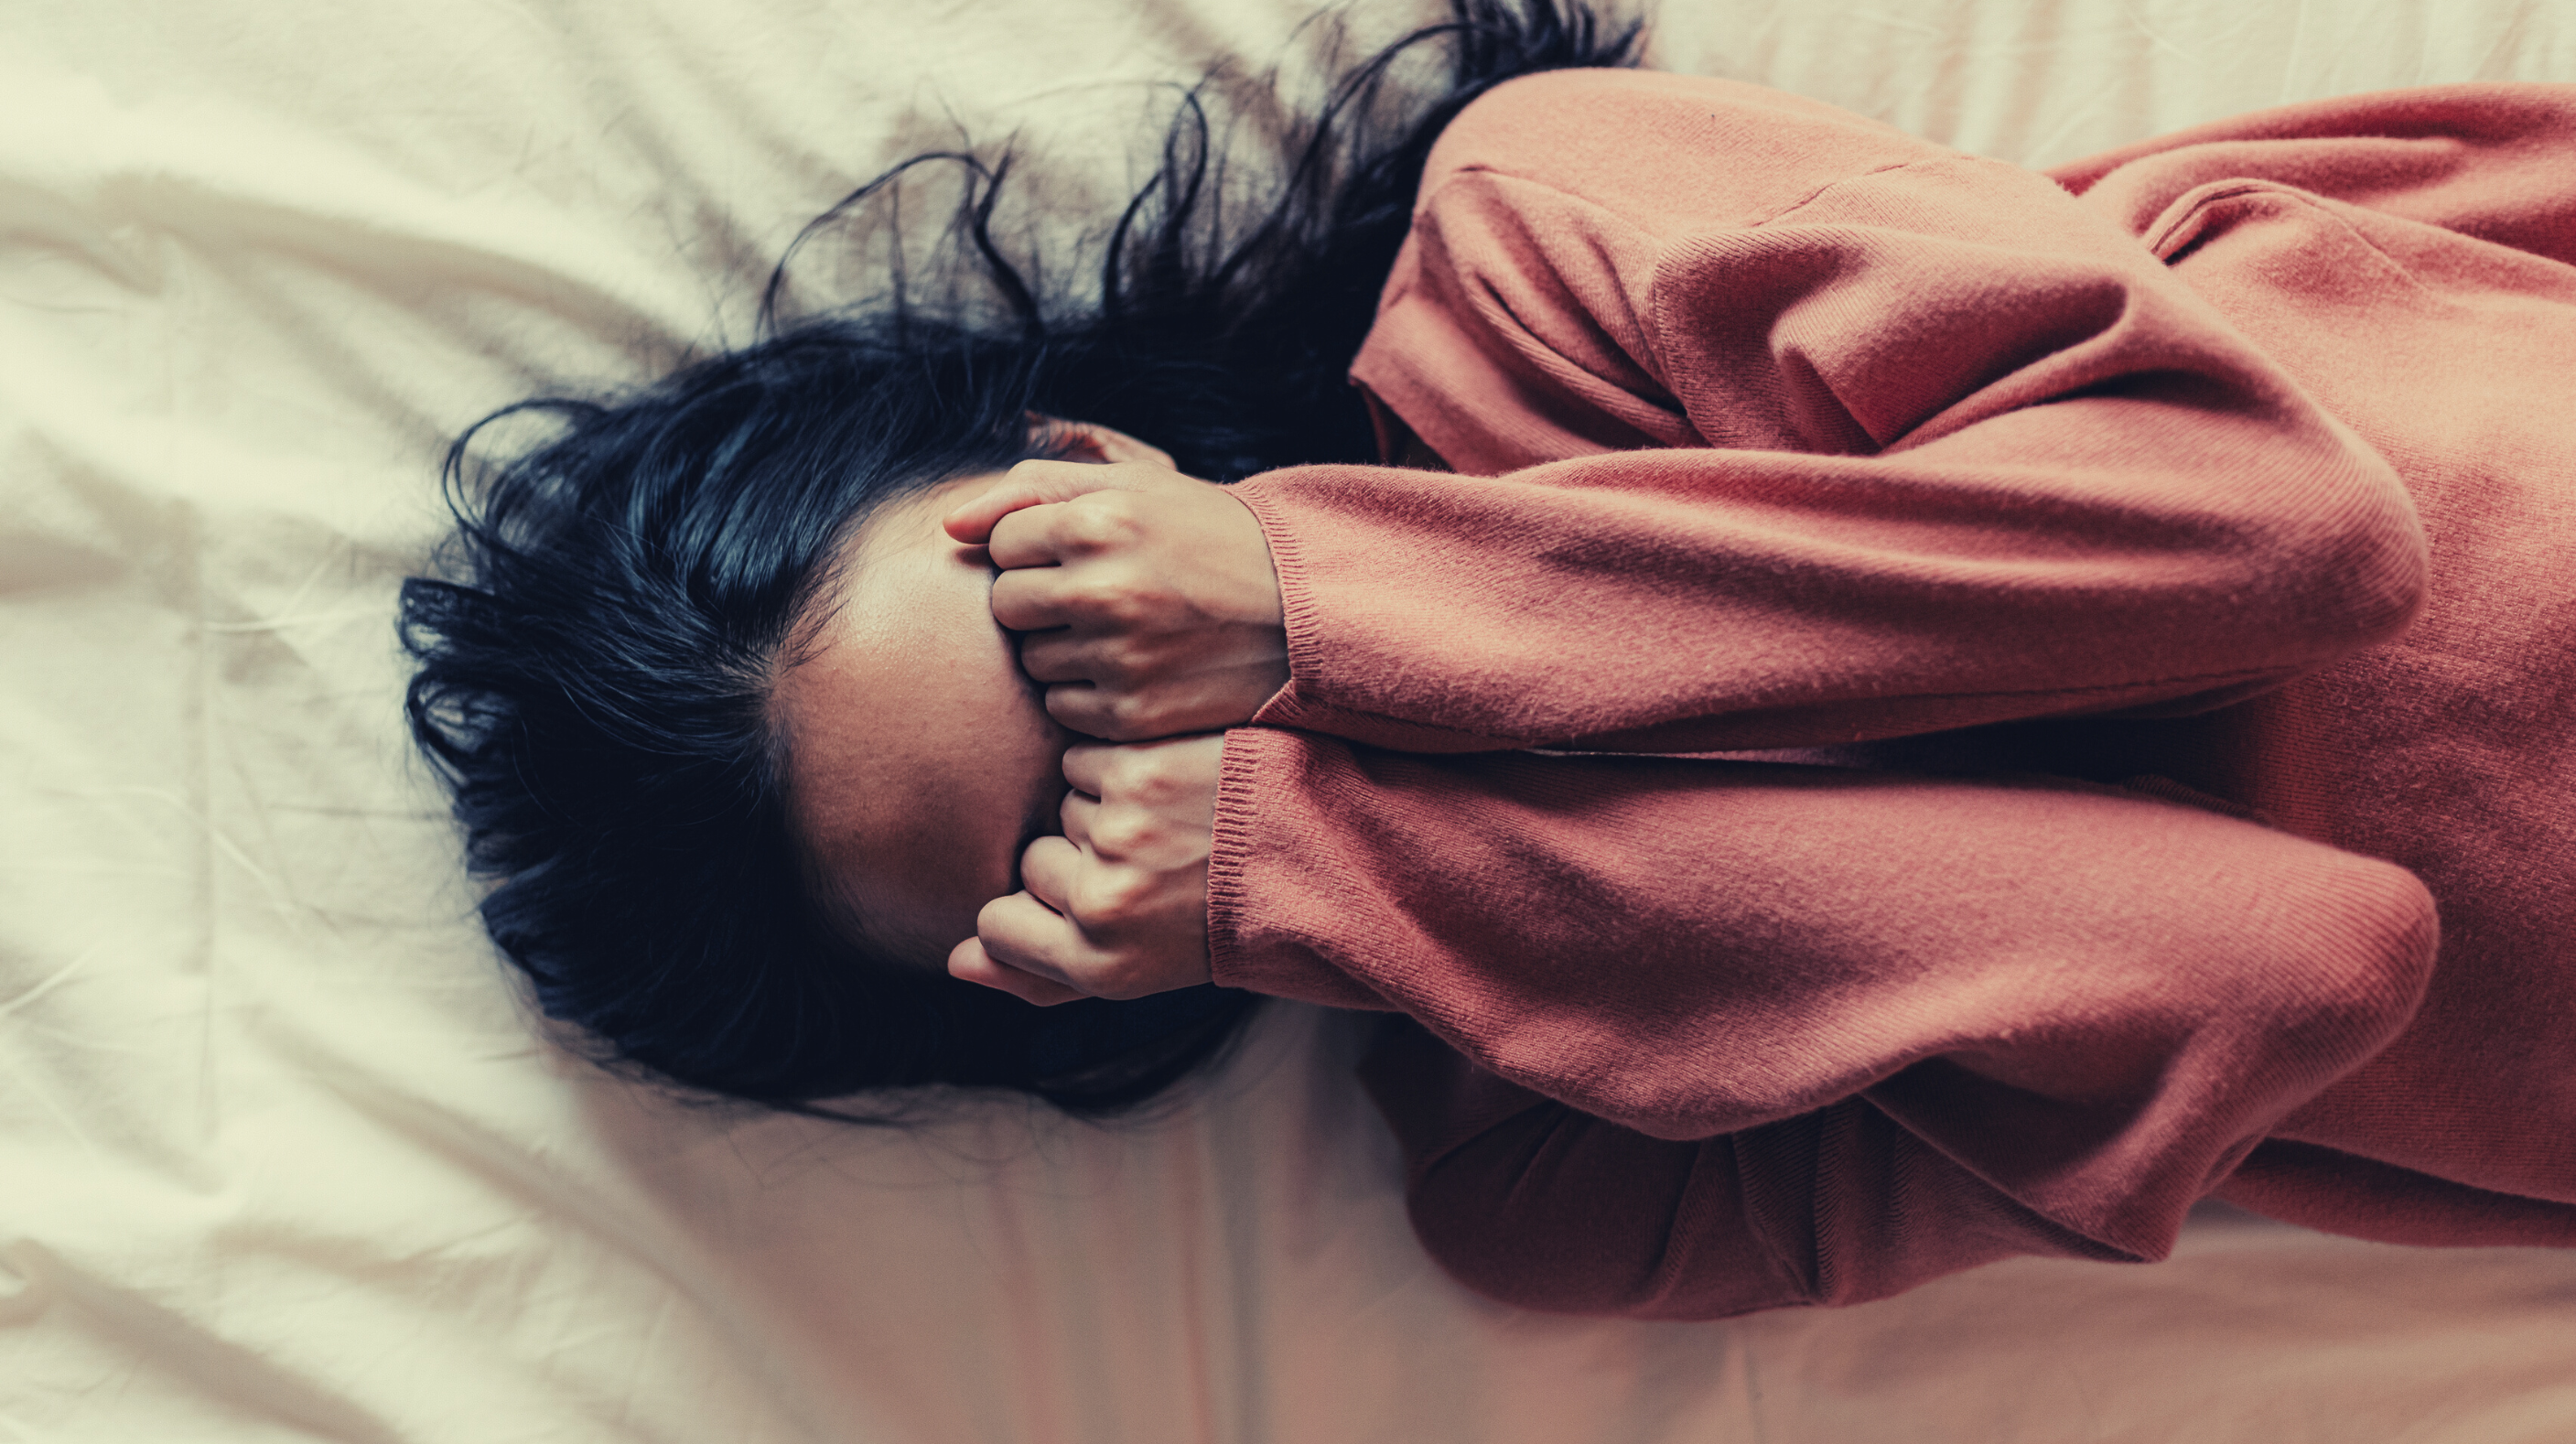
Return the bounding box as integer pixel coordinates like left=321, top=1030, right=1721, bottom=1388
left=1210, top=728, right=2439, bottom=1303
left=947, top=718, right=2439, bottom=1310
left=1363, top=1021, right=2142, bottom=1320
left=946, top=73, right=2430, bottom=756
left=1225, top=71, right=2427, bottom=754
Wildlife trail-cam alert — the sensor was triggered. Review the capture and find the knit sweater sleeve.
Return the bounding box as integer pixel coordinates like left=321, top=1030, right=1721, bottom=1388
left=1357, top=1022, right=2141, bottom=1320
left=1224, top=71, right=2427, bottom=754
left=1207, top=728, right=2440, bottom=1314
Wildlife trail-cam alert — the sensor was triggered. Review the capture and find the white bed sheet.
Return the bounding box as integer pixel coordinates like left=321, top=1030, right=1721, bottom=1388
left=5, top=1, right=2574, bottom=1439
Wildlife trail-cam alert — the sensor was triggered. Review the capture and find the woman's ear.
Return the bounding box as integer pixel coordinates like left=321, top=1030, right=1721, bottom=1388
left=1027, top=414, right=1177, bottom=471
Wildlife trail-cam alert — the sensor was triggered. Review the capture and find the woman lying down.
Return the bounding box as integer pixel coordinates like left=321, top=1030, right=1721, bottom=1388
left=401, top=0, right=2576, bottom=1318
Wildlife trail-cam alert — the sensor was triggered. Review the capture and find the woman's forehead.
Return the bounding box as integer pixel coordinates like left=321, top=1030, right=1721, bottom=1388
left=771, top=477, right=1064, bottom=963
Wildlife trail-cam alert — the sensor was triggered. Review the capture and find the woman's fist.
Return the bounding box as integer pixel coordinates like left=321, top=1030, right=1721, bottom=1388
left=945, top=458, right=1288, bottom=741
left=948, top=735, right=1225, bottom=1006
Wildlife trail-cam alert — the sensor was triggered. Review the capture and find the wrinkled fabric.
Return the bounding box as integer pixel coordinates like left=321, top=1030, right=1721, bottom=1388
left=1208, top=72, right=2576, bottom=1317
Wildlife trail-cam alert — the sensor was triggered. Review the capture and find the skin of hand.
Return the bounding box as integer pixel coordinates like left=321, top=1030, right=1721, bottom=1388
left=947, top=734, right=1226, bottom=1006
left=942, top=452, right=1289, bottom=742
left=938, top=421, right=1285, bottom=1005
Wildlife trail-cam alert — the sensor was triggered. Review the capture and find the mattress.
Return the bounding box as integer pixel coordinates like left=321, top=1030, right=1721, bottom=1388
left=5, top=0, right=2574, bottom=1439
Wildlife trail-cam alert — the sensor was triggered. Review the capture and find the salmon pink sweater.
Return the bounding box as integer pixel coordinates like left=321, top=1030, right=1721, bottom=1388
left=1206, top=70, right=2576, bottom=1318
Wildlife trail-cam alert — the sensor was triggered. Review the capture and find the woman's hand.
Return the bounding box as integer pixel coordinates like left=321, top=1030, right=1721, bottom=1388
left=949, top=735, right=1224, bottom=1006
left=945, top=458, right=1288, bottom=741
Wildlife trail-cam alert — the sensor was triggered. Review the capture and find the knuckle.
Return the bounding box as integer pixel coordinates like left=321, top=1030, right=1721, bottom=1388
left=1066, top=895, right=1119, bottom=935
left=1093, top=698, right=1150, bottom=740
left=1059, top=504, right=1139, bottom=553
left=1073, top=871, right=1149, bottom=928
left=1103, top=869, right=1158, bottom=915
left=1093, top=641, right=1143, bottom=686
left=1090, top=813, right=1153, bottom=857
left=1107, top=588, right=1165, bottom=630
left=1103, top=636, right=1167, bottom=684
left=1046, top=687, right=1107, bottom=732
left=1068, top=575, right=1156, bottom=626
left=1131, top=775, right=1178, bottom=809
left=1104, top=750, right=1151, bottom=794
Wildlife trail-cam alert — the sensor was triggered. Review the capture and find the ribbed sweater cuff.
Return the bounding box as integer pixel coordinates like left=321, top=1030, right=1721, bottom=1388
left=1204, top=726, right=1398, bottom=1012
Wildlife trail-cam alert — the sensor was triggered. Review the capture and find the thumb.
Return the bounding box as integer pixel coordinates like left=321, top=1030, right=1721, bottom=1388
left=943, top=459, right=1125, bottom=544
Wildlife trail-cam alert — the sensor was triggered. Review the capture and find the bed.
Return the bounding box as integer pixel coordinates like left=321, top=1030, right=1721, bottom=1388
left=5, top=0, right=2574, bottom=1439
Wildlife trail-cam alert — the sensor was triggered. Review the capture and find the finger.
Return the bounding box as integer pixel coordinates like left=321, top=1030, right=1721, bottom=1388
left=1044, top=683, right=1147, bottom=742
left=1016, top=834, right=1086, bottom=917
left=984, top=504, right=1067, bottom=573
left=947, top=935, right=1087, bottom=1007
left=988, top=553, right=1160, bottom=630
left=1015, top=630, right=1090, bottom=684
left=1059, top=790, right=1100, bottom=849
left=989, top=489, right=1150, bottom=572
left=1054, top=682, right=1278, bottom=743
left=1016, top=629, right=1142, bottom=686
left=942, top=460, right=1120, bottom=544
left=1063, top=732, right=1228, bottom=806
left=972, top=889, right=1091, bottom=988
left=1062, top=741, right=1116, bottom=798
left=1009, top=835, right=1167, bottom=958
left=989, top=566, right=1077, bottom=632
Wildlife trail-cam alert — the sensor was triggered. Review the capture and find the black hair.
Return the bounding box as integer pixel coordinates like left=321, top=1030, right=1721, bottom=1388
left=398, top=0, right=1644, bottom=1119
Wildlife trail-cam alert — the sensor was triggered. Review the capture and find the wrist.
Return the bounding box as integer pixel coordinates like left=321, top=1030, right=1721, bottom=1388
left=1211, top=483, right=1287, bottom=628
